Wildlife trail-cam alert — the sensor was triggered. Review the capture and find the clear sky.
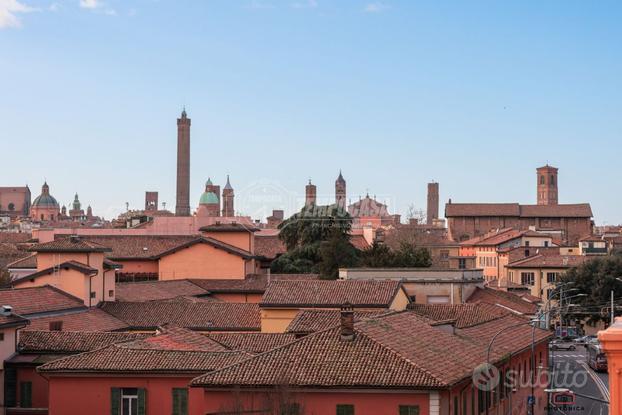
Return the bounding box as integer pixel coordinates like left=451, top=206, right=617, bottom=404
left=1, top=0, right=621, bottom=223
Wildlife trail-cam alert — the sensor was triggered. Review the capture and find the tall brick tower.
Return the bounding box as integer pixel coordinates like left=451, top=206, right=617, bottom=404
left=145, top=191, right=158, bottom=211
left=305, top=180, right=316, bottom=207
left=222, top=175, right=235, bottom=217
left=537, top=165, right=558, bottom=205
left=335, top=170, right=346, bottom=210
left=427, top=182, right=439, bottom=225
left=175, top=109, right=191, bottom=216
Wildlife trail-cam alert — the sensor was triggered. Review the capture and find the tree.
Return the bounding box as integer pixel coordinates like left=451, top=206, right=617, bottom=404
left=394, top=242, right=432, bottom=267
left=318, top=229, right=359, bottom=279
left=272, top=204, right=354, bottom=277
left=359, top=242, right=397, bottom=268
left=559, top=256, right=622, bottom=324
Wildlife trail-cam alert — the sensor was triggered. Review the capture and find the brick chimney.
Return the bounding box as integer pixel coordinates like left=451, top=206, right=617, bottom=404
left=340, top=303, right=355, bottom=341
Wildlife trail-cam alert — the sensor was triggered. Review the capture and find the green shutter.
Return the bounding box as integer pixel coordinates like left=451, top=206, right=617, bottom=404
left=5, top=367, right=17, bottom=408
left=172, top=388, right=188, bottom=415
left=19, top=381, right=32, bottom=408
left=137, top=388, right=147, bottom=415
left=399, top=406, right=419, bottom=415
left=336, top=404, right=354, bottom=415
left=111, top=388, right=121, bottom=415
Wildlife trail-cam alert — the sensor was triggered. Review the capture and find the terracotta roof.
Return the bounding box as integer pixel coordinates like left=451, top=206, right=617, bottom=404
left=11, top=261, right=98, bottom=286
left=486, top=279, right=530, bottom=290
left=254, top=235, right=286, bottom=259
left=115, top=280, right=209, bottom=302
left=189, top=274, right=320, bottom=294
left=286, top=309, right=391, bottom=334
left=507, top=254, right=590, bottom=269
left=192, top=311, right=522, bottom=389
left=408, top=303, right=508, bottom=328
left=0, top=244, right=31, bottom=269
left=199, top=223, right=260, bottom=233
left=6, top=254, right=37, bottom=269
left=99, top=301, right=261, bottom=331
left=260, top=280, right=404, bottom=308
left=0, top=313, right=29, bottom=329
left=73, top=235, right=195, bottom=259
left=519, top=204, right=593, bottom=218
left=38, top=327, right=249, bottom=374
left=0, top=233, right=32, bottom=244
left=446, top=203, right=593, bottom=218
left=150, top=236, right=253, bottom=260
left=19, top=331, right=147, bottom=353
left=446, top=204, right=520, bottom=217
left=467, top=287, right=539, bottom=315
left=30, top=237, right=111, bottom=253
left=579, top=235, right=604, bottom=242
left=205, top=333, right=297, bottom=354
left=0, top=285, right=85, bottom=316
left=26, top=308, right=128, bottom=332
left=350, top=235, right=370, bottom=250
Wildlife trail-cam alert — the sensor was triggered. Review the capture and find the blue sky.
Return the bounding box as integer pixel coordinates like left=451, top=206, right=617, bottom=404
left=1, top=0, right=621, bottom=223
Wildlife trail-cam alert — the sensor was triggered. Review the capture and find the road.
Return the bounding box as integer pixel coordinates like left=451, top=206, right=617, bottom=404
left=549, top=345, right=609, bottom=415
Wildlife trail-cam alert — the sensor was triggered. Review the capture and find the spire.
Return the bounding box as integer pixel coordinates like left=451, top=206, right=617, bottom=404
left=224, top=175, right=233, bottom=190
left=206, top=177, right=213, bottom=186
left=337, top=169, right=345, bottom=183
left=181, top=106, right=187, bottom=118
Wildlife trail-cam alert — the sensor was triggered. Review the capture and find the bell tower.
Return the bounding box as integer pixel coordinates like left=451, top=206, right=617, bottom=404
left=335, top=170, right=346, bottom=210
left=536, top=165, right=558, bottom=205
left=175, top=109, right=191, bottom=216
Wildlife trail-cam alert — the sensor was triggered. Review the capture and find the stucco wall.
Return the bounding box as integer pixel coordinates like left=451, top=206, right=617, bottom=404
left=158, top=243, right=246, bottom=280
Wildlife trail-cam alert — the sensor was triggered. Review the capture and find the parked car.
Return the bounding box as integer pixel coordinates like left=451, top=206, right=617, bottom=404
left=573, top=335, right=597, bottom=345
left=549, top=340, right=576, bottom=351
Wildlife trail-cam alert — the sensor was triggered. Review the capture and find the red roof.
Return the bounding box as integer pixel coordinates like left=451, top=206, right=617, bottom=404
left=446, top=203, right=592, bottom=218
left=0, top=285, right=85, bottom=316
left=30, top=237, right=111, bottom=253
left=99, top=301, right=261, bottom=331
left=254, top=235, right=286, bottom=259
left=467, top=287, right=539, bottom=315
left=260, top=280, right=404, bottom=308
left=408, top=303, right=508, bottom=328
left=38, top=326, right=249, bottom=374
left=205, top=333, right=297, bottom=354
left=26, top=308, right=128, bottom=332
left=191, top=310, right=551, bottom=389
left=115, top=280, right=209, bottom=302
left=507, top=254, right=591, bottom=269
left=19, top=331, right=147, bottom=353
left=286, top=309, right=391, bottom=334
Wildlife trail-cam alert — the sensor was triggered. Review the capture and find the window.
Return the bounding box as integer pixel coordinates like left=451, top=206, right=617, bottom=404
left=336, top=404, right=354, bottom=415
left=0, top=332, right=4, bottom=341
left=458, top=258, right=466, bottom=269
left=551, top=175, right=556, bottom=186
left=453, top=396, right=458, bottom=415
left=109, top=290, right=115, bottom=297
left=49, top=321, right=63, bottom=331
left=521, top=272, right=535, bottom=286
left=440, top=250, right=450, bottom=260
left=399, top=406, right=420, bottom=415
left=544, top=241, right=549, bottom=247
left=540, top=175, right=545, bottom=185
left=525, top=241, right=530, bottom=247
left=281, top=403, right=300, bottom=415
left=111, top=388, right=145, bottom=415
left=172, top=388, right=188, bottom=415
left=90, top=291, right=96, bottom=299
left=8, top=203, right=15, bottom=211
left=547, top=272, right=559, bottom=283
left=19, top=381, right=32, bottom=408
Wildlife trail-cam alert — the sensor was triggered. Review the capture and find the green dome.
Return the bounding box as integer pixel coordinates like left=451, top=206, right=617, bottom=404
left=199, top=191, right=219, bottom=205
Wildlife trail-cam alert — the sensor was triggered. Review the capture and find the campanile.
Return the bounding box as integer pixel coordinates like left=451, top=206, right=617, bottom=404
left=175, top=109, right=191, bottom=216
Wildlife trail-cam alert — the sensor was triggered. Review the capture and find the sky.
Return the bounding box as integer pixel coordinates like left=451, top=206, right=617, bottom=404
left=1, top=0, right=621, bottom=223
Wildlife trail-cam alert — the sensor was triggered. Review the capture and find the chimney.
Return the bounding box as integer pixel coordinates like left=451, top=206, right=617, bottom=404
left=340, top=303, right=355, bottom=341
left=0, top=305, right=13, bottom=317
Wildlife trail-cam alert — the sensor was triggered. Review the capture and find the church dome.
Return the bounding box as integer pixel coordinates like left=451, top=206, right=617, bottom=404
left=199, top=191, right=219, bottom=205
left=32, top=182, right=60, bottom=208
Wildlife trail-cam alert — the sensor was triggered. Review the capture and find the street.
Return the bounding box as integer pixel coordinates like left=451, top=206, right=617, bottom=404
left=549, top=346, right=609, bottom=414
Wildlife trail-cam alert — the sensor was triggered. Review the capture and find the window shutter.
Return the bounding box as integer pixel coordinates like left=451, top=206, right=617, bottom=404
left=20, top=381, right=32, bottom=408
left=172, top=388, right=188, bottom=415
left=137, top=388, right=147, bottom=415
left=110, top=388, right=121, bottom=415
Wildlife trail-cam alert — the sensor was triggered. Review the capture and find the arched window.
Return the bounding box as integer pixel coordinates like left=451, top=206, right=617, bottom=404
left=551, top=175, right=556, bottom=186
left=8, top=203, right=14, bottom=211
left=540, top=175, right=545, bottom=185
